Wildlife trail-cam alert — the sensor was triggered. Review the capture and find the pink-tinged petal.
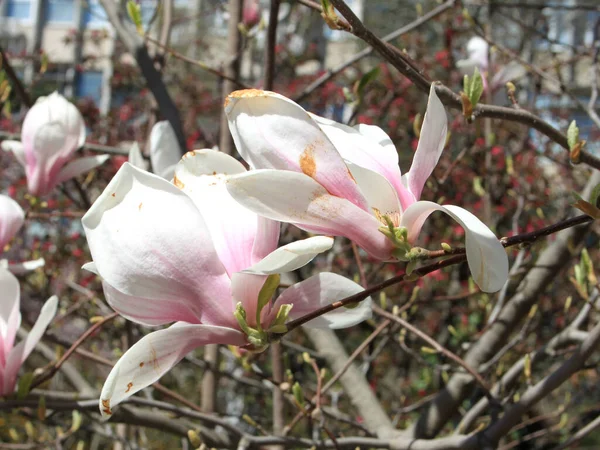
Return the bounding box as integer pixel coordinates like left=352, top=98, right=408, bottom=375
left=21, top=93, right=86, bottom=196
left=0, top=268, right=21, bottom=367
left=400, top=201, right=509, bottom=293
left=227, top=170, right=393, bottom=261
left=0, top=195, right=25, bottom=250
left=1, top=140, right=27, bottom=167
left=55, top=154, right=110, bottom=184
left=311, top=114, right=412, bottom=205
left=271, top=273, right=371, bottom=329
left=82, top=163, right=234, bottom=327
left=128, top=142, right=148, bottom=171
left=245, top=236, right=333, bottom=275
left=346, top=162, right=402, bottom=220
left=231, top=272, right=269, bottom=327
left=3, top=295, right=58, bottom=395
left=99, top=323, right=246, bottom=418
left=3, top=258, right=45, bottom=275
left=404, top=86, right=448, bottom=202
left=149, top=121, right=181, bottom=179
left=174, top=149, right=269, bottom=275
left=225, top=89, right=369, bottom=211
left=101, top=281, right=205, bottom=327
left=251, top=216, right=281, bottom=266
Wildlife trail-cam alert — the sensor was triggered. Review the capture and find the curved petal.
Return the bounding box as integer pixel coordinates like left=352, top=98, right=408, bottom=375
left=346, top=162, right=402, bottom=221
left=227, top=170, right=393, bottom=261
left=173, top=150, right=271, bottom=275
left=245, top=236, right=334, bottom=275
left=82, top=163, right=234, bottom=327
left=128, top=142, right=148, bottom=171
left=55, top=154, right=110, bottom=184
left=0, top=195, right=25, bottom=250
left=101, top=281, right=203, bottom=327
left=404, top=85, right=448, bottom=202
left=231, top=272, right=269, bottom=327
left=1, top=140, right=27, bottom=167
left=0, top=267, right=21, bottom=366
left=4, top=295, right=58, bottom=395
left=225, top=89, right=369, bottom=211
left=99, top=323, right=246, bottom=418
left=149, top=121, right=182, bottom=179
left=272, top=273, right=372, bottom=329
left=400, top=201, right=509, bottom=293
left=311, top=114, right=411, bottom=206
left=4, top=258, right=45, bottom=275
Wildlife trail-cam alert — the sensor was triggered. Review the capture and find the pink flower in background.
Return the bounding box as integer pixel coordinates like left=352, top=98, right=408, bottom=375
left=0, top=195, right=44, bottom=274
left=82, top=151, right=371, bottom=418
left=1, top=92, right=109, bottom=197
left=243, top=0, right=261, bottom=28
left=224, top=87, right=509, bottom=292
left=0, top=268, right=58, bottom=396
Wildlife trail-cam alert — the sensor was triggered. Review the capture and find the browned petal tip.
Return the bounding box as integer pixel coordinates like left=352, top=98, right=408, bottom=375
left=224, top=89, right=268, bottom=109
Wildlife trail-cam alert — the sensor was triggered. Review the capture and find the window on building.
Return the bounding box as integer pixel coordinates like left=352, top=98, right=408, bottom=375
left=83, top=0, right=108, bottom=26
left=5, top=0, right=31, bottom=19
left=76, top=71, right=103, bottom=105
left=45, top=0, right=75, bottom=23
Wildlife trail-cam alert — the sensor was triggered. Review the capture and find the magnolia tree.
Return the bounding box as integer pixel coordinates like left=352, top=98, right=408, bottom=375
left=0, top=0, right=599, bottom=449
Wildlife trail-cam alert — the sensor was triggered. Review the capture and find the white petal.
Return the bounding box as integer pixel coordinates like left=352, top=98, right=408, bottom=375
left=99, top=323, right=246, bottom=418
left=55, top=155, right=110, bottom=184
left=149, top=121, right=182, bottom=179
left=245, top=236, right=334, bottom=275
left=311, top=114, right=408, bottom=202
left=405, top=85, right=448, bottom=201
left=272, top=273, right=372, bottom=329
left=173, top=150, right=267, bottom=275
left=400, top=201, right=509, bottom=293
left=346, top=162, right=402, bottom=219
left=5, top=258, right=45, bottom=275
left=82, top=261, right=98, bottom=274
left=82, top=163, right=234, bottom=327
left=128, top=142, right=148, bottom=171
left=227, top=170, right=393, bottom=261
left=1, top=140, right=27, bottom=167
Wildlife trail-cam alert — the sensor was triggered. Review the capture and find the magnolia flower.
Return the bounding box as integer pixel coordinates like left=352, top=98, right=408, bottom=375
left=223, top=87, right=509, bottom=293
left=456, top=37, right=526, bottom=92
left=1, top=92, right=109, bottom=197
left=82, top=151, right=371, bottom=418
left=0, top=267, right=58, bottom=396
left=0, top=195, right=44, bottom=274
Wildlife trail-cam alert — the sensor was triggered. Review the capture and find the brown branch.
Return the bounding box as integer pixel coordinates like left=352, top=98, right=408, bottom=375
left=372, top=305, right=496, bottom=405
left=30, top=313, right=119, bottom=390
left=325, top=0, right=600, bottom=170
left=294, top=0, right=457, bottom=102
